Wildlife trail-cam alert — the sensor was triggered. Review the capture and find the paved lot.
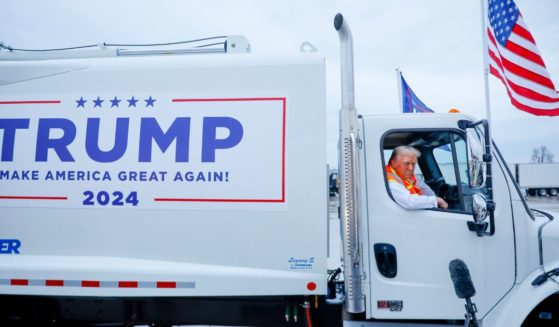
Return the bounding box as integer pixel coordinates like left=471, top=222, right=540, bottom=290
left=526, top=196, right=559, bottom=212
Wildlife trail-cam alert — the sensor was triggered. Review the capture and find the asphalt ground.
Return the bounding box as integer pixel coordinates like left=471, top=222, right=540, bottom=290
left=526, top=196, right=559, bottom=212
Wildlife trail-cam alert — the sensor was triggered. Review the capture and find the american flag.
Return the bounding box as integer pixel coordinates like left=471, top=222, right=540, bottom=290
left=487, top=0, right=559, bottom=116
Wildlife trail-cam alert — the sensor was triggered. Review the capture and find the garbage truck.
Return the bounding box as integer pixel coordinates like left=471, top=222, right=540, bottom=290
left=0, top=14, right=558, bottom=326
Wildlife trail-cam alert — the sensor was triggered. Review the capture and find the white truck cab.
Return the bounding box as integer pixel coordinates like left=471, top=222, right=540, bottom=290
left=336, top=13, right=559, bottom=326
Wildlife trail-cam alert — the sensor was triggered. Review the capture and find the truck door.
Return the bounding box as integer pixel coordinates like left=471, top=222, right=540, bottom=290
left=360, top=115, right=515, bottom=320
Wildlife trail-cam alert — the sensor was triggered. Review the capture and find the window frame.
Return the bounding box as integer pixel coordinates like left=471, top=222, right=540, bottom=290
left=380, top=128, right=471, bottom=214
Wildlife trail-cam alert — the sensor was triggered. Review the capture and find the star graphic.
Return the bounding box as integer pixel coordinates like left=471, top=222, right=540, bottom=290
left=127, top=96, right=138, bottom=107
left=110, top=96, right=121, bottom=108
left=145, top=96, right=156, bottom=107
left=93, top=97, right=104, bottom=108
left=76, top=97, right=87, bottom=108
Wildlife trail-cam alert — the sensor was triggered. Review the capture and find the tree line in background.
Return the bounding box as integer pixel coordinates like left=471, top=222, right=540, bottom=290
left=531, top=146, right=554, bottom=163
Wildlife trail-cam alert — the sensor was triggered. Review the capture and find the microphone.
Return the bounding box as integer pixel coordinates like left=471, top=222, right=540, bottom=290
left=449, top=259, right=476, bottom=299
left=449, top=259, right=478, bottom=327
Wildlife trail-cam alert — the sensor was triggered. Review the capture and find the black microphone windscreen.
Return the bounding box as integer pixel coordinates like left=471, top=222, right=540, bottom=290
left=449, top=259, right=476, bottom=299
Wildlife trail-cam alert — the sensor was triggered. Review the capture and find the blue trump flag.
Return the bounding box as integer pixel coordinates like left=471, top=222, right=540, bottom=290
left=397, top=70, right=451, bottom=151
left=399, top=72, right=434, bottom=113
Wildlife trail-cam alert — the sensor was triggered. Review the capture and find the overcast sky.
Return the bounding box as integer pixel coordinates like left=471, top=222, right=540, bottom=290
left=2, top=0, right=558, bottom=166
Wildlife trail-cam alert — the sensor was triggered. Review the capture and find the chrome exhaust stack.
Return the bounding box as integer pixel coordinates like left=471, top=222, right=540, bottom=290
left=334, top=13, right=365, bottom=314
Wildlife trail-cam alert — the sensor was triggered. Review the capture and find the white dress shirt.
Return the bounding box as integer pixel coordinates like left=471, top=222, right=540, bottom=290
left=388, top=178, right=437, bottom=209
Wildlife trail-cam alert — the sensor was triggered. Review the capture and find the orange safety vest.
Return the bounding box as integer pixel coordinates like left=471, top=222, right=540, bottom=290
left=385, top=165, right=423, bottom=195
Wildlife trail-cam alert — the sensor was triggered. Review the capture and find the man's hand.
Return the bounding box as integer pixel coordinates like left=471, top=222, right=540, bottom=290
left=436, top=197, right=449, bottom=209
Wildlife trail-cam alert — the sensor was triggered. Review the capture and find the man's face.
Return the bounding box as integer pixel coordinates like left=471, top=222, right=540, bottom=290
left=393, top=154, right=417, bottom=180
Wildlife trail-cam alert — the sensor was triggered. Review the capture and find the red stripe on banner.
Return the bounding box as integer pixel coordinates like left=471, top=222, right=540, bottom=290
left=506, top=40, right=546, bottom=67
left=154, top=198, right=284, bottom=203
left=45, top=280, right=64, bottom=287
left=280, top=97, right=286, bottom=202
left=490, top=50, right=558, bottom=102
left=497, top=52, right=555, bottom=90
left=487, top=27, right=497, bottom=47
left=0, top=100, right=61, bottom=105
left=405, top=87, right=413, bottom=112
left=490, top=66, right=559, bottom=116
left=118, top=281, right=138, bottom=288
left=512, top=24, right=536, bottom=44
left=0, top=196, right=68, bottom=200
left=488, top=49, right=504, bottom=71
left=505, top=79, right=559, bottom=103
left=488, top=28, right=542, bottom=73
left=156, top=281, right=177, bottom=288
left=11, top=279, right=28, bottom=286
left=172, top=97, right=285, bottom=102
left=81, top=280, right=100, bottom=288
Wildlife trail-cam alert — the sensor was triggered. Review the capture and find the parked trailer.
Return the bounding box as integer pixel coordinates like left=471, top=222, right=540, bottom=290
left=1, top=14, right=559, bottom=327
left=510, top=163, right=559, bottom=196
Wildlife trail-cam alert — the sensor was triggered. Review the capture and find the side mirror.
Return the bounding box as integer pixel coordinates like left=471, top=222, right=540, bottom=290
left=467, top=193, right=490, bottom=236
left=472, top=193, right=488, bottom=223
left=466, top=129, right=486, bottom=189
left=459, top=119, right=495, bottom=237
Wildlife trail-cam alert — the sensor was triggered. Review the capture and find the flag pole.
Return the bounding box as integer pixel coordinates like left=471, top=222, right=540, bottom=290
left=481, top=0, right=496, bottom=223
left=480, top=0, right=493, bottom=146
left=396, top=68, right=403, bottom=113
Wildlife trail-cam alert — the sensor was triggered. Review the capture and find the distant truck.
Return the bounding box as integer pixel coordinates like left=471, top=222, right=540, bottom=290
left=329, top=169, right=339, bottom=196
left=1, top=14, right=559, bottom=327
left=509, top=163, right=559, bottom=196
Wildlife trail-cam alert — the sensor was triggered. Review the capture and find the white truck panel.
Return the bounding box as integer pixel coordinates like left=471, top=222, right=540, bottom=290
left=0, top=52, right=327, bottom=297
left=516, top=163, right=559, bottom=188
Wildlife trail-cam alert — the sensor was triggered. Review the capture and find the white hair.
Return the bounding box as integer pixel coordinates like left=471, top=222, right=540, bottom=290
left=389, top=145, right=421, bottom=164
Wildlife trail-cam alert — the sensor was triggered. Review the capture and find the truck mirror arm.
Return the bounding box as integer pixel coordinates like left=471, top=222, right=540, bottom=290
left=467, top=205, right=495, bottom=237
left=484, top=200, right=496, bottom=236
left=481, top=119, right=495, bottom=236
left=460, top=119, right=496, bottom=237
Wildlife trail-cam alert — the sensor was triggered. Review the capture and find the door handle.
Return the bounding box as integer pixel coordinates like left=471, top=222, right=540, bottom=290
left=374, top=243, right=397, bottom=278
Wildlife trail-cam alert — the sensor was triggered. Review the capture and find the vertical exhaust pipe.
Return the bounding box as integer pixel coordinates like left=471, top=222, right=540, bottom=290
left=334, top=13, right=356, bottom=115
left=334, top=13, right=365, bottom=314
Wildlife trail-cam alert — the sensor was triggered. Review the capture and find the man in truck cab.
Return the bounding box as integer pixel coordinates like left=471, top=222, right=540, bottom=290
left=386, top=146, right=449, bottom=209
